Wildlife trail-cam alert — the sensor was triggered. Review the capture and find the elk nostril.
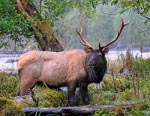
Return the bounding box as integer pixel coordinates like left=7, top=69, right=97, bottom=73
left=88, top=61, right=94, bottom=66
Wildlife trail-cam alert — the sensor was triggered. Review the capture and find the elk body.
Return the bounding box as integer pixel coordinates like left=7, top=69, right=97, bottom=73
left=16, top=16, right=130, bottom=106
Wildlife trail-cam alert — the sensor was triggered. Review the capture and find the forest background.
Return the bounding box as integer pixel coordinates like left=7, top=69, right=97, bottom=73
left=0, top=0, right=149, bottom=52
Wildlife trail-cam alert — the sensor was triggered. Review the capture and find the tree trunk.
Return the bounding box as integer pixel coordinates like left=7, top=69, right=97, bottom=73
left=16, top=0, right=64, bottom=52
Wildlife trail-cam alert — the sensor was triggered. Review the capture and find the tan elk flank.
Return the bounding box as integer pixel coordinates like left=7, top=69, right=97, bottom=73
left=16, top=16, right=130, bottom=106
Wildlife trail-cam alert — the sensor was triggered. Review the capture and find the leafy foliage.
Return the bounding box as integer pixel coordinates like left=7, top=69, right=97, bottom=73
left=0, top=0, right=149, bottom=51
left=111, top=0, right=150, bottom=21
left=130, top=57, right=150, bottom=77
left=0, top=0, right=34, bottom=49
left=94, top=108, right=115, bottom=116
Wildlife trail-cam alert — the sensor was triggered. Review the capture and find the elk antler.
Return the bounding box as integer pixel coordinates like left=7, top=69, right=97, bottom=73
left=100, top=16, right=130, bottom=49
left=76, top=13, right=93, bottom=50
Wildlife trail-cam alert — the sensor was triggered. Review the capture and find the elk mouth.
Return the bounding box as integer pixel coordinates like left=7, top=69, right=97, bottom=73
left=87, top=65, right=95, bottom=69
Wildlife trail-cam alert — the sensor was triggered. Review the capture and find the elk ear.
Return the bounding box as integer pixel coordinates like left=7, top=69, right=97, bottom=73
left=102, top=47, right=109, bottom=54
left=84, top=47, right=92, bottom=53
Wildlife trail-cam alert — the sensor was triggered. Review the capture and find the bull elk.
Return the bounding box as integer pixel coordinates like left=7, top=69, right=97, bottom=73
left=16, top=16, right=130, bottom=106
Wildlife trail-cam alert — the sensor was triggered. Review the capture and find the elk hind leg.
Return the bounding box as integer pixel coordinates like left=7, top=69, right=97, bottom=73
left=18, top=70, right=36, bottom=96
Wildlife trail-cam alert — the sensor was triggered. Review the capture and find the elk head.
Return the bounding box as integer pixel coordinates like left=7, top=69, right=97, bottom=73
left=77, top=14, right=130, bottom=83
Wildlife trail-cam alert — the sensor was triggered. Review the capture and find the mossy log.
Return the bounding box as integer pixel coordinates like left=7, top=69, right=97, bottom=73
left=23, top=104, right=136, bottom=116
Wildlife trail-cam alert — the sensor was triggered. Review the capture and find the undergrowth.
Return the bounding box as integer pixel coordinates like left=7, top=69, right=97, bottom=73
left=0, top=57, right=150, bottom=115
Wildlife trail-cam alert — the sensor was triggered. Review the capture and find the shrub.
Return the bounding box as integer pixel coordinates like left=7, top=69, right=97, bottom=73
left=0, top=74, right=19, bottom=98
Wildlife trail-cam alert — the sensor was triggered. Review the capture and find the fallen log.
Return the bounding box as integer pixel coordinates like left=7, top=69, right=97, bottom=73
left=23, top=104, right=136, bottom=116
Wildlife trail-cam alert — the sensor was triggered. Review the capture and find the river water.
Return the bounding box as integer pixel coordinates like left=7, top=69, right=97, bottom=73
left=0, top=50, right=150, bottom=70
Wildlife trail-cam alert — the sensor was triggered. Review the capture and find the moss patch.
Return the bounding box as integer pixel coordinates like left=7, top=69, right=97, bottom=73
left=0, top=97, right=24, bottom=116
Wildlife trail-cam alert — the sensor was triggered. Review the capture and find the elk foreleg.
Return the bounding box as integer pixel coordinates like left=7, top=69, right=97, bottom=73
left=79, top=84, right=89, bottom=105
left=68, top=83, right=77, bottom=106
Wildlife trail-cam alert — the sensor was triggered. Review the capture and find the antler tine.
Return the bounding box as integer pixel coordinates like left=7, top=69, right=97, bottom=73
left=76, top=12, right=93, bottom=49
left=100, top=16, right=130, bottom=49
left=99, top=41, right=103, bottom=53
